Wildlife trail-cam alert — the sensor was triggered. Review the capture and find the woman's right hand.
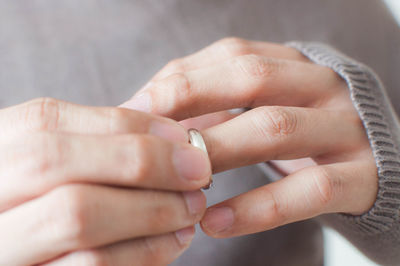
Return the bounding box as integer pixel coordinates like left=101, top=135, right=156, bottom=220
left=0, top=98, right=211, bottom=266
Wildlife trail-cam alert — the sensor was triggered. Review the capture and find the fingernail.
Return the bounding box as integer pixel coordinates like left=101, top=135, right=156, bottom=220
left=201, top=207, right=234, bottom=233
left=150, top=121, right=188, bottom=143
left=183, top=190, right=206, bottom=215
left=175, top=226, right=195, bottom=246
left=121, top=92, right=152, bottom=112
left=173, top=146, right=211, bottom=182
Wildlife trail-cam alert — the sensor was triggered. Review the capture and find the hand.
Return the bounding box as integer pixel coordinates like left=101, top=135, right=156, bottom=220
left=122, top=37, right=378, bottom=238
left=0, top=98, right=211, bottom=265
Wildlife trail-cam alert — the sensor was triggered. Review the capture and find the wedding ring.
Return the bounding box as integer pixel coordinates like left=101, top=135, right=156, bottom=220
left=188, top=128, right=213, bottom=189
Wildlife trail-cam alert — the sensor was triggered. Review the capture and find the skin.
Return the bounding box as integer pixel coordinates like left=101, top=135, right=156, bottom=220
left=3, top=38, right=378, bottom=265
left=123, top=37, right=378, bottom=238
left=0, top=98, right=212, bottom=266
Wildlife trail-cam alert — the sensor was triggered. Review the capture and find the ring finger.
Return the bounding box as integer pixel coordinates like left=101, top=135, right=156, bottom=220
left=201, top=106, right=368, bottom=172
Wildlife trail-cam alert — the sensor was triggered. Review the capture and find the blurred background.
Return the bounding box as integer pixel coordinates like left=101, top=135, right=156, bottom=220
left=385, top=0, right=400, bottom=24
left=324, top=1, right=400, bottom=266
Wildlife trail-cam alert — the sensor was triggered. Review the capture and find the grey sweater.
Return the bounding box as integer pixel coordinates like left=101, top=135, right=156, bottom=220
left=0, top=0, right=399, bottom=265
left=288, top=42, right=400, bottom=265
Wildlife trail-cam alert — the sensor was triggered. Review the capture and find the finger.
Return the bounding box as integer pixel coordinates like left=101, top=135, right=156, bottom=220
left=200, top=106, right=367, bottom=172
left=0, top=97, right=187, bottom=142
left=0, top=132, right=211, bottom=211
left=150, top=38, right=308, bottom=82
left=179, top=110, right=238, bottom=130
left=200, top=160, right=377, bottom=238
left=123, top=55, right=343, bottom=120
left=269, top=158, right=318, bottom=175
left=0, top=184, right=205, bottom=265
left=41, top=227, right=195, bottom=266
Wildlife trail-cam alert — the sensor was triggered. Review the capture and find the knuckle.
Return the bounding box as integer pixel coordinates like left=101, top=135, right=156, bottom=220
left=29, top=132, right=65, bottom=176
left=217, top=37, right=251, bottom=57
left=261, top=187, right=288, bottom=225
left=164, top=58, right=186, bottom=75
left=170, top=72, right=192, bottom=100
left=310, top=166, right=339, bottom=207
left=152, top=72, right=194, bottom=117
left=255, top=106, right=298, bottom=138
left=145, top=193, right=180, bottom=230
left=24, top=97, right=61, bottom=131
left=164, top=72, right=194, bottom=115
left=119, top=135, right=153, bottom=183
left=152, top=204, right=177, bottom=229
left=49, top=185, right=90, bottom=245
left=106, top=107, right=131, bottom=134
left=233, top=55, right=282, bottom=79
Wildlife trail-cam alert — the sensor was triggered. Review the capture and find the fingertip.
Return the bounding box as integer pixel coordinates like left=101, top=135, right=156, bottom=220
left=175, top=226, right=196, bottom=247
left=200, top=206, right=234, bottom=237
left=183, top=190, right=207, bottom=218
left=173, top=144, right=212, bottom=185
left=120, top=91, right=152, bottom=113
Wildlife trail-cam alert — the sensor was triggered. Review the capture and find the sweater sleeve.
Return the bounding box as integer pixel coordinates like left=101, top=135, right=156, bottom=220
left=285, top=41, right=400, bottom=266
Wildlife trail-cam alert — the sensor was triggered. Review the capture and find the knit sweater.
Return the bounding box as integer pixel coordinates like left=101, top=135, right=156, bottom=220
left=287, top=42, right=400, bottom=265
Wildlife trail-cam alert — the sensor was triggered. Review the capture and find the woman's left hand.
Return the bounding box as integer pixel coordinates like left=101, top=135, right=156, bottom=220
left=122, top=38, right=378, bottom=238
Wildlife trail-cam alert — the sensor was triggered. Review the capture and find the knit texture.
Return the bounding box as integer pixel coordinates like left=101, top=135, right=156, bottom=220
left=287, top=42, right=400, bottom=265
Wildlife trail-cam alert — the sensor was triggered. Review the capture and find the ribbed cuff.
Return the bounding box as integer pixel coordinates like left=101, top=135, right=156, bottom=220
left=286, top=41, right=400, bottom=235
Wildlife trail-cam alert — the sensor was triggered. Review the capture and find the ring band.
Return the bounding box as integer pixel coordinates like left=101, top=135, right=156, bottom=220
left=188, top=128, right=213, bottom=189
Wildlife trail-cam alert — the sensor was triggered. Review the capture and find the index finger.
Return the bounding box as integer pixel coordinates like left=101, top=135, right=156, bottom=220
left=122, top=55, right=339, bottom=121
